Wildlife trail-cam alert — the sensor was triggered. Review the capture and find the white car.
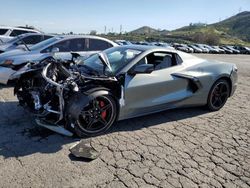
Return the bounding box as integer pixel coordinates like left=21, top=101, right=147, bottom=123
left=0, top=33, right=54, bottom=54
left=0, top=35, right=118, bottom=84
left=0, top=26, right=41, bottom=43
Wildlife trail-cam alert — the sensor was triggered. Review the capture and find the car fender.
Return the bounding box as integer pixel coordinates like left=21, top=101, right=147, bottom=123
left=66, top=93, right=90, bottom=121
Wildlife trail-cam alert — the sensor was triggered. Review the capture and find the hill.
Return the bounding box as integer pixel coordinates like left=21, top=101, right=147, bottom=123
left=170, top=11, right=250, bottom=45
left=106, top=12, right=250, bottom=45
left=130, top=26, right=159, bottom=35
left=212, top=11, right=250, bottom=41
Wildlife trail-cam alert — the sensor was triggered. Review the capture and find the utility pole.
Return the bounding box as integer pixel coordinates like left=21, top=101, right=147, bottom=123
left=120, top=25, right=122, bottom=34
left=104, top=26, right=107, bottom=35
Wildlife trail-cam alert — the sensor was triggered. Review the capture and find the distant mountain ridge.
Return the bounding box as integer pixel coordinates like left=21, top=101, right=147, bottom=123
left=129, top=11, right=250, bottom=44
left=212, top=11, right=250, bottom=41
left=130, top=26, right=159, bottom=34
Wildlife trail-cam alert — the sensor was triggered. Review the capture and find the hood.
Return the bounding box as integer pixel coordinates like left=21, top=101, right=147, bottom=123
left=0, top=43, right=12, bottom=52
left=0, top=48, right=28, bottom=58
left=0, top=50, right=50, bottom=66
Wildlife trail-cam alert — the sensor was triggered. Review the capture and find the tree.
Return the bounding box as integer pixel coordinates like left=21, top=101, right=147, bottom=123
left=192, top=31, right=220, bottom=45
left=206, top=33, right=220, bottom=45
left=90, top=30, right=97, bottom=35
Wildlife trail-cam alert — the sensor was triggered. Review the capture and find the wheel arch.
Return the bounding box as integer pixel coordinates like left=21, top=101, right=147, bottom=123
left=84, top=87, right=121, bottom=120
left=213, top=75, right=232, bottom=97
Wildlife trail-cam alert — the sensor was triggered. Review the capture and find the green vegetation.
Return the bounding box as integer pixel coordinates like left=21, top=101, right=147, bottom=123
left=101, top=11, right=250, bottom=46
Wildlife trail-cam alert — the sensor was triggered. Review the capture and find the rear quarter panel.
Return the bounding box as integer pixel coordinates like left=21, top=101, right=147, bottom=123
left=176, top=54, right=235, bottom=106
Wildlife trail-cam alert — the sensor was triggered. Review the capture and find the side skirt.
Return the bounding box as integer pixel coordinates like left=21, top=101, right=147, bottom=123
left=35, top=119, right=73, bottom=137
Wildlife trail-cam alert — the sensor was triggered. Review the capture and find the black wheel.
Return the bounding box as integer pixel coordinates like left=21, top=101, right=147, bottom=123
left=207, top=79, right=230, bottom=111
left=74, top=94, right=117, bottom=137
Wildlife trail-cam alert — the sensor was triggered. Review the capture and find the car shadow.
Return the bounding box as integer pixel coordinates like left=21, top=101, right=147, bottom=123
left=107, top=107, right=208, bottom=134
left=0, top=101, right=79, bottom=159
left=0, top=83, right=15, bottom=89
left=0, top=100, right=209, bottom=159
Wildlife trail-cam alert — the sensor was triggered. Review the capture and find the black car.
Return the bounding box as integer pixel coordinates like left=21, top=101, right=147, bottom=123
left=234, top=46, right=250, bottom=54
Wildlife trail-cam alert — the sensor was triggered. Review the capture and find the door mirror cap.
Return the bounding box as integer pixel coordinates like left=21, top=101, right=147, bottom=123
left=51, top=47, right=60, bottom=54
left=129, top=64, right=154, bottom=75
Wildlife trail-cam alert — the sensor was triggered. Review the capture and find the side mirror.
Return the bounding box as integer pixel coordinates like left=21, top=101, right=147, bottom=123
left=51, top=47, right=59, bottom=54
left=129, top=64, right=154, bottom=75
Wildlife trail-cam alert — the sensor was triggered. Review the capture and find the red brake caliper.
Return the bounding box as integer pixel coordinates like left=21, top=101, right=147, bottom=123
left=99, top=101, right=107, bottom=119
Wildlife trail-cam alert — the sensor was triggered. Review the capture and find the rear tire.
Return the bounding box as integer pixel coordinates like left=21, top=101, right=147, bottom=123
left=207, top=79, right=230, bottom=111
left=74, top=92, right=117, bottom=137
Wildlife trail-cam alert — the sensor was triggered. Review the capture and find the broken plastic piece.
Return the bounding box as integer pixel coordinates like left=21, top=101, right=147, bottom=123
left=69, top=140, right=99, bottom=160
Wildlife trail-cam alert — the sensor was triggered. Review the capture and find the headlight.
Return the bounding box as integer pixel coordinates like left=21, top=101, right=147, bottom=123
left=1, top=60, right=14, bottom=68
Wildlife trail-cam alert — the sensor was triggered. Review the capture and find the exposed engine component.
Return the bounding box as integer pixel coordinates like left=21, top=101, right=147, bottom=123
left=14, top=57, right=120, bottom=137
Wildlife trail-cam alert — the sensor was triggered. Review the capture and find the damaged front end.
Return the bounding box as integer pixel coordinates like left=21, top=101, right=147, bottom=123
left=14, top=58, right=121, bottom=137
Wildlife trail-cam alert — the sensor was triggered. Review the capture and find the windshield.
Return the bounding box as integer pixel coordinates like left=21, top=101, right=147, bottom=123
left=79, top=47, right=142, bottom=76
left=30, top=37, right=59, bottom=51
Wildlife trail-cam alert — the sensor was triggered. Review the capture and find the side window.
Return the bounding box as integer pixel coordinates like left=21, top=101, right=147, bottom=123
left=133, top=52, right=177, bottom=72
left=23, top=35, right=42, bottom=44
left=88, top=39, right=113, bottom=51
left=41, top=39, right=75, bottom=53
left=10, top=30, right=30, bottom=36
left=0, top=29, right=8, bottom=35
left=49, top=39, right=72, bottom=52
left=69, top=38, right=85, bottom=51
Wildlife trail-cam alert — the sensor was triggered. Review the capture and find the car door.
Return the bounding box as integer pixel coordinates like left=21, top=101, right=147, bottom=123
left=73, top=38, right=92, bottom=60
left=121, top=52, right=191, bottom=119
left=46, top=39, right=81, bottom=60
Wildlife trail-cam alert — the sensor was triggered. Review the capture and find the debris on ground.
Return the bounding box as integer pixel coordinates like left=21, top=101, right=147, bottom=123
left=69, top=139, right=99, bottom=160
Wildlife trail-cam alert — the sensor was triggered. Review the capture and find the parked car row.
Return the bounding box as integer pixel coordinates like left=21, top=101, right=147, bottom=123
left=0, top=25, right=248, bottom=86
left=115, top=39, right=250, bottom=54
left=0, top=27, right=118, bottom=85
left=166, top=43, right=250, bottom=54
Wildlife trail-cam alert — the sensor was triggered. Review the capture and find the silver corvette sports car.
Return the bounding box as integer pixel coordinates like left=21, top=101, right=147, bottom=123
left=14, top=45, right=237, bottom=137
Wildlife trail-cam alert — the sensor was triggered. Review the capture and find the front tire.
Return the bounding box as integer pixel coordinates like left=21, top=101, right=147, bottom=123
left=207, top=79, right=230, bottom=111
left=74, top=93, right=117, bottom=137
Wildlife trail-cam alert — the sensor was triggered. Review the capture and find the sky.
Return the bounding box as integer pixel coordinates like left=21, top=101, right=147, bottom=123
left=0, top=0, right=249, bottom=34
